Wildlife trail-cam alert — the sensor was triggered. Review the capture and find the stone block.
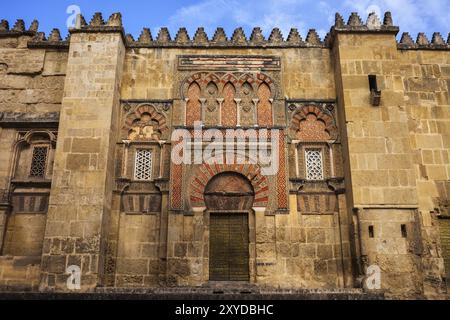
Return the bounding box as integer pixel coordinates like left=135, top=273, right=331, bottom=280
left=47, top=255, right=66, bottom=273
left=71, top=138, right=101, bottom=153
left=317, top=245, right=334, bottom=259
left=306, top=229, right=326, bottom=243
left=116, top=258, right=148, bottom=275
left=66, top=154, right=90, bottom=170
left=174, top=243, right=187, bottom=258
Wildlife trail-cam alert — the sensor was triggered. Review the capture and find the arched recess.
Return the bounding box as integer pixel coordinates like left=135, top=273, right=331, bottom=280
left=181, top=72, right=277, bottom=127
left=189, top=163, right=269, bottom=209
left=204, top=81, right=220, bottom=125
left=290, top=105, right=338, bottom=141
left=124, top=104, right=168, bottom=140
left=257, top=82, right=273, bottom=126
left=186, top=82, right=201, bottom=126
left=221, top=82, right=237, bottom=126
left=204, top=172, right=255, bottom=211
left=239, top=81, right=255, bottom=126
left=12, top=130, right=57, bottom=180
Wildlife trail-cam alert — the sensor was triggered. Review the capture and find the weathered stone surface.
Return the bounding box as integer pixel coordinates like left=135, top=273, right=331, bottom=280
left=0, top=11, right=448, bottom=300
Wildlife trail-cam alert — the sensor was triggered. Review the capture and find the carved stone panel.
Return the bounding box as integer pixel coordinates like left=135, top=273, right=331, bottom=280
left=181, top=72, right=277, bottom=128
left=121, top=102, right=171, bottom=141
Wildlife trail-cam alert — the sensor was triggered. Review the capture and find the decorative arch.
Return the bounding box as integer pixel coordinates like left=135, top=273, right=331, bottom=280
left=290, top=105, right=338, bottom=141
left=189, top=163, right=269, bottom=209
left=204, top=172, right=255, bottom=211
left=16, top=130, right=57, bottom=148
left=222, top=82, right=237, bottom=126
left=124, top=104, right=168, bottom=140
left=181, top=72, right=277, bottom=102
left=186, top=82, right=201, bottom=126
left=11, top=130, right=57, bottom=182
left=257, top=82, right=273, bottom=126
left=181, top=72, right=277, bottom=127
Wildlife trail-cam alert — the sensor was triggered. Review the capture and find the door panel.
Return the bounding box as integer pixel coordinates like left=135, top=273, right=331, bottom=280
left=210, top=213, right=249, bottom=281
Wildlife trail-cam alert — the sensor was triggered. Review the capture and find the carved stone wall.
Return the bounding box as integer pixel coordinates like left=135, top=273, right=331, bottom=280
left=182, top=71, right=277, bottom=127
left=0, top=11, right=448, bottom=299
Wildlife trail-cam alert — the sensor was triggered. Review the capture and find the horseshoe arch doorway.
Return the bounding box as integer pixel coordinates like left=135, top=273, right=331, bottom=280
left=205, top=172, right=254, bottom=282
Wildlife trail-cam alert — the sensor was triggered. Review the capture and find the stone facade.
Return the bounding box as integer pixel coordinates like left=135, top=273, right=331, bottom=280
left=0, top=12, right=449, bottom=299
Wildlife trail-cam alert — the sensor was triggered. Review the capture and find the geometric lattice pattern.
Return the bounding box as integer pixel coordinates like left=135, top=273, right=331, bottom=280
left=30, top=146, right=48, bottom=178
left=134, top=149, right=152, bottom=181
left=305, top=149, right=324, bottom=180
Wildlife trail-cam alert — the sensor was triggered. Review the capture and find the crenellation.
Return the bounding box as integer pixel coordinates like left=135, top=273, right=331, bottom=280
left=383, top=11, right=393, bottom=26
left=28, top=20, right=39, bottom=33
left=399, top=32, right=415, bottom=46
left=335, top=13, right=345, bottom=28
left=48, top=29, right=62, bottom=42
left=107, top=13, right=122, bottom=27
left=76, top=14, right=88, bottom=28
left=0, top=20, right=9, bottom=31
left=347, top=12, right=363, bottom=27
left=138, top=28, right=153, bottom=44
left=212, top=27, right=227, bottom=43
left=89, top=12, right=105, bottom=27
left=156, top=27, right=171, bottom=43
left=286, top=28, right=302, bottom=44
left=431, top=32, right=446, bottom=46
left=268, top=28, right=284, bottom=43
left=366, top=12, right=381, bottom=30
left=4, top=11, right=445, bottom=50
left=125, top=33, right=135, bottom=44
left=323, top=33, right=332, bottom=47
left=417, top=32, right=430, bottom=46
left=174, top=28, right=190, bottom=44
left=250, top=27, right=265, bottom=43
left=231, top=27, right=247, bottom=44
left=28, top=28, right=69, bottom=49
left=305, top=29, right=321, bottom=46
left=398, top=32, right=450, bottom=50
left=193, top=27, right=208, bottom=44
left=12, top=19, right=25, bottom=32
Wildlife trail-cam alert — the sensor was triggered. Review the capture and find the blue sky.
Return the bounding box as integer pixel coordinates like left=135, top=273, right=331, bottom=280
left=0, top=0, right=448, bottom=40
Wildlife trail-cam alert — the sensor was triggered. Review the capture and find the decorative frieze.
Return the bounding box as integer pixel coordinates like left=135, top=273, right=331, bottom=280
left=178, top=55, right=281, bottom=71
left=0, top=112, right=60, bottom=127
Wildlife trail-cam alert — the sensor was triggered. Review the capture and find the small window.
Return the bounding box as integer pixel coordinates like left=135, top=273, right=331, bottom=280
left=401, top=224, right=408, bottom=238
left=368, top=75, right=378, bottom=92
left=305, top=149, right=324, bottom=180
left=30, top=146, right=48, bottom=178
left=134, top=149, right=152, bottom=181
left=368, top=225, right=375, bottom=238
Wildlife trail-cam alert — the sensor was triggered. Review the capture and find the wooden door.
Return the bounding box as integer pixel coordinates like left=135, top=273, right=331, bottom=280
left=209, top=213, right=249, bottom=281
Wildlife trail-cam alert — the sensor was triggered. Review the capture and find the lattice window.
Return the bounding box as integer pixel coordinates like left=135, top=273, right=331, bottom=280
left=134, top=149, right=152, bottom=181
left=305, top=149, right=324, bottom=180
left=30, top=146, right=48, bottom=178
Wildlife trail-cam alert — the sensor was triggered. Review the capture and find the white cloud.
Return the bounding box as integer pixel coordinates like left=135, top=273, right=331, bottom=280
left=342, top=0, right=449, bottom=36
left=167, top=0, right=309, bottom=39
left=164, top=0, right=448, bottom=41
left=167, top=0, right=232, bottom=35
